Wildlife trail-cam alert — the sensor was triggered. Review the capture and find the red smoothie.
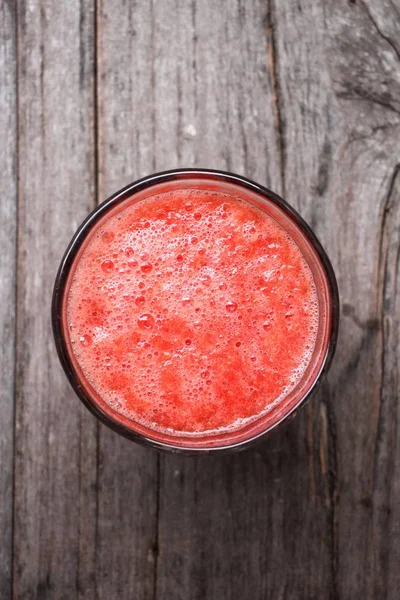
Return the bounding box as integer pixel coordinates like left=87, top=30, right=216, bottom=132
left=65, top=187, right=320, bottom=439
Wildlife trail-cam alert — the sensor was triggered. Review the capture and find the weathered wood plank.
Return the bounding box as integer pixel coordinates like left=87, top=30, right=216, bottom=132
left=151, top=1, right=334, bottom=598
left=372, top=165, right=400, bottom=600
left=14, top=1, right=98, bottom=597
left=328, top=1, right=400, bottom=597
left=8, top=0, right=399, bottom=598
left=151, top=0, right=281, bottom=188
left=274, top=0, right=400, bottom=598
left=95, top=1, right=158, bottom=598
left=0, top=1, right=17, bottom=597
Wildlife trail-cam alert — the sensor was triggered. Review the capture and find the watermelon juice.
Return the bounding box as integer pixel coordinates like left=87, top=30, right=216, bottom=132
left=53, top=171, right=338, bottom=452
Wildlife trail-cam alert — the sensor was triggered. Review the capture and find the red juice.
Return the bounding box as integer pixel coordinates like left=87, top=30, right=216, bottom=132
left=65, top=186, right=323, bottom=441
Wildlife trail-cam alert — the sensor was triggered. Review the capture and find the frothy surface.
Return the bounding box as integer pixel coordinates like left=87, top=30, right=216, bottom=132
left=66, top=189, right=319, bottom=436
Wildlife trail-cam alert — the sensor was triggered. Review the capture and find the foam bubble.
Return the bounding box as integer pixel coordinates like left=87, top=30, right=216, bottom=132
left=226, top=301, right=238, bottom=313
left=67, top=187, right=321, bottom=438
left=137, top=313, right=155, bottom=330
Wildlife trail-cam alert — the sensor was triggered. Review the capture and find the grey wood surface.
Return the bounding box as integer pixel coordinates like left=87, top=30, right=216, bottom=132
left=1, top=0, right=399, bottom=598
left=0, top=2, right=17, bottom=597
left=13, top=1, right=97, bottom=597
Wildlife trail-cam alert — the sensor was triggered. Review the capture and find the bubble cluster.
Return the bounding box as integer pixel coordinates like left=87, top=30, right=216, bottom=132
left=67, top=188, right=320, bottom=437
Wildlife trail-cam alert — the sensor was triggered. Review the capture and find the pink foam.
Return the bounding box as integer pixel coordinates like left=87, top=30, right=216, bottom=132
left=67, top=189, right=319, bottom=436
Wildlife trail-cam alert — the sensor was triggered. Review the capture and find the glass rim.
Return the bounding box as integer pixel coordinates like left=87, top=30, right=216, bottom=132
left=52, top=168, right=340, bottom=454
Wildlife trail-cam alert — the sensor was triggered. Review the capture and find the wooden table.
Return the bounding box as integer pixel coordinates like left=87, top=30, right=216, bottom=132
left=1, top=1, right=399, bottom=598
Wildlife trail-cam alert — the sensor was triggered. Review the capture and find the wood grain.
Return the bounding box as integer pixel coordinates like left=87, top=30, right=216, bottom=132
left=274, top=0, right=400, bottom=598
left=153, top=1, right=333, bottom=598
left=0, top=1, right=17, bottom=597
left=13, top=0, right=97, bottom=597
left=95, top=1, right=158, bottom=598
left=0, top=0, right=398, bottom=598
left=372, top=165, right=400, bottom=599
left=327, top=1, right=400, bottom=598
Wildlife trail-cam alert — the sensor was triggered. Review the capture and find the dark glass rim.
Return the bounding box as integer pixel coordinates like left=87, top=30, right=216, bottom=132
left=52, top=168, right=340, bottom=455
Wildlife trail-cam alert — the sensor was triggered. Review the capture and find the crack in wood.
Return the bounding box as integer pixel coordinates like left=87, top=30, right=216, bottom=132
left=94, top=0, right=100, bottom=207
left=9, top=0, right=20, bottom=597
left=76, top=413, right=82, bottom=598
left=150, top=0, right=156, bottom=173
left=323, top=392, right=339, bottom=600
left=265, top=0, right=286, bottom=196
left=93, top=423, right=100, bottom=600
left=191, top=0, right=198, bottom=166
left=152, top=454, right=161, bottom=600
left=371, top=163, right=400, bottom=597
